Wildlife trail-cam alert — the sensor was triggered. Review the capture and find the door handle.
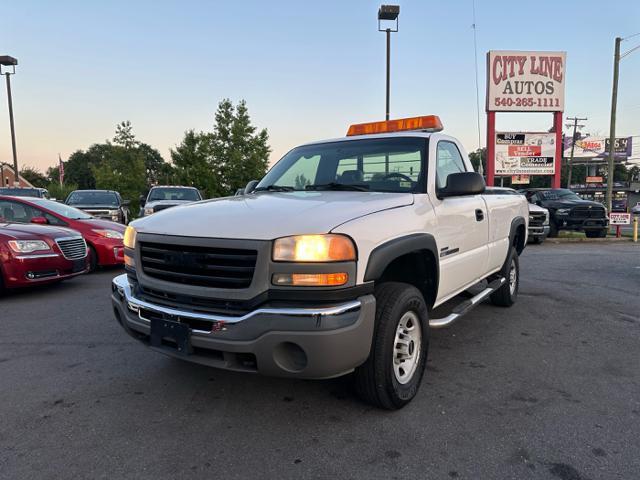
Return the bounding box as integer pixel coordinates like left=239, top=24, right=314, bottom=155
left=475, top=209, right=484, bottom=221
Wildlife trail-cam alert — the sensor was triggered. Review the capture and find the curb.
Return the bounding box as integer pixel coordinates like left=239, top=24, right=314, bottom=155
left=546, top=237, right=636, bottom=244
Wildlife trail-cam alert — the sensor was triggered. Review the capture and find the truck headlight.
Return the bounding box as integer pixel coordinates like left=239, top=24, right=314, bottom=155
left=556, top=208, right=570, bottom=215
left=8, top=240, right=51, bottom=253
left=123, top=226, right=137, bottom=249
left=144, top=207, right=154, bottom=216
left=272, top=234, right=356, bottom=262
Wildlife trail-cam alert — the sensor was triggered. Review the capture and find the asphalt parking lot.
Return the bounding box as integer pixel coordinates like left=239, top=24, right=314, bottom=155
left=1, top=242, right=639, bottom=479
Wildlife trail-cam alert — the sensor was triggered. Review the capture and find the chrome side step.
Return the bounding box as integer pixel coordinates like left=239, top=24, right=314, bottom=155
left=429, top=277, right=506, bottom=329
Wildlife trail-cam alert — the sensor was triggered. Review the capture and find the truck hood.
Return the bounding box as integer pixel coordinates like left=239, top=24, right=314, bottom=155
left=541, top=199, right=603, bottom=210
left=0, top=223, right=81, bottom=240
left=133, top=191, right=414, bottom=240
left=145, top=199, right=195, bottom=209
left=528, top=203, right=548, bottom=213
left=68, top=204, right=119, bottom=210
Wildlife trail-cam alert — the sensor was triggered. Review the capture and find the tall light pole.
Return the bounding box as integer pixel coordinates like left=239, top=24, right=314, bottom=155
left=378, top=5, right=399, bottom=121
left=0, top=55, right=19, bottom=186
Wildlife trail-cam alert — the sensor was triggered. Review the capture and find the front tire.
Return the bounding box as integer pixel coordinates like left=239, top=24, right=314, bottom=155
left=490, top=247, right=519, bottom=307
left=548, top=220, right=559, bottom=238
left=354, top=282, right=429, bottom=410
left=88, top=245, right=98, bottom=272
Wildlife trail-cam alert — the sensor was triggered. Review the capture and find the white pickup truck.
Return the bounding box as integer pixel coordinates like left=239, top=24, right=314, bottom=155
left=112, top=115, right=529, bottom=409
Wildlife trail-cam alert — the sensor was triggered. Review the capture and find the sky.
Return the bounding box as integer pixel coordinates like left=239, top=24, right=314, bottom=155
left=1, top=0, right=639, bottom=173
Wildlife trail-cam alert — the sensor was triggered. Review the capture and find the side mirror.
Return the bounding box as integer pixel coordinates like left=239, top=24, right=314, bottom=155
left=31, top=216, right=48, bottom=225
left=139, top=195, right=146, bottom=207
left=439, top=172, right=485, bottom=198
left=122, top=199, right=131, bottom=206
left=244, top=180, right=259, bottom=195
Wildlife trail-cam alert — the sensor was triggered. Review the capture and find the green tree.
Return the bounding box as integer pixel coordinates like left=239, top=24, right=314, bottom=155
left=93, top=145, right=147, bottom=216
left=172, top=99, right=271, bottom=197
left=46, top=165, right=60, bottom=184
left=469, top=148, right=486, bottom=174
left=19, top=166, right=48, bottom=188
left=47, top=182, right=78, bottom=201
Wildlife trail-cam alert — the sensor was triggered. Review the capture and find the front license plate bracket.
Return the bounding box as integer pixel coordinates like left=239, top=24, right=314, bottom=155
left=150, top=317, right=192, bottom=356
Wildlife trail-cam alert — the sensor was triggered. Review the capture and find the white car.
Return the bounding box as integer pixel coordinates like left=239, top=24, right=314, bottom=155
left=113, top=115, right=529, bottom=409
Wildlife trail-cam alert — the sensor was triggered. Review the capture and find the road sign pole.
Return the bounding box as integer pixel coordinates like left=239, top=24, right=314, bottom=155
left=486, top=111, right=495, bottom=186
left=552, top=112, right=562, bottom=189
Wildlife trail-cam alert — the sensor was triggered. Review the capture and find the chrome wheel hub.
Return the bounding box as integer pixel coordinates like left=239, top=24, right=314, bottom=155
left=393, top=311, right=422, bottom=384
left=509, top=259, right=517, bottom=295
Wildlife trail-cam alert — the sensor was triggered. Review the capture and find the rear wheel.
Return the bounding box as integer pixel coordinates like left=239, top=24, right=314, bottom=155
left=490, top=247, right=519, bottom=307
left=354, top=282, right=429, bottom=410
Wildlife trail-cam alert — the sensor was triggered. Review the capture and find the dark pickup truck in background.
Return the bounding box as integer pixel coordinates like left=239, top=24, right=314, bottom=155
left=520, top=188, right=608, bottom=238
left=65, top=190, right=130, bottom=224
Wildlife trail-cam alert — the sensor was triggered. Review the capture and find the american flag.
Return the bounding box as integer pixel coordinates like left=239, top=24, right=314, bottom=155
left=59, top=154, right=65, bottom=185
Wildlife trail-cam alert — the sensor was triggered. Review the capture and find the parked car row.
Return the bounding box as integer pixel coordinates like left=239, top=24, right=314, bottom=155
left=0, top=194, right=127, bottom=292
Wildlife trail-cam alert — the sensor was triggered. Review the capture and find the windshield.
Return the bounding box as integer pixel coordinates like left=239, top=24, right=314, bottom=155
left=148, top=188, right=201, bottom=202
left=29, top=199, right=93, bottom=219
left=67, top=191, right=119, bottom=206
left=0, top=188, right=42, bottom=198
left=257, top=138, right=427, bottom=193
left=539, top=189, right=582, bottom=201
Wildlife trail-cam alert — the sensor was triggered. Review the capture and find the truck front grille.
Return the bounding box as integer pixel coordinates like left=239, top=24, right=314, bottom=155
left=56, top=237, right=87, bottom=260
left=529, top=211, right=546, bottom=227
left=139, top=241, right=257, bottom=289
left=570, top=206, right=605, bottom=219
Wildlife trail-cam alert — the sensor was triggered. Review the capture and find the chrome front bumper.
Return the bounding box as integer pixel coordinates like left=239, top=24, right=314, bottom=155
left=111, top=274, right=376, bottom=378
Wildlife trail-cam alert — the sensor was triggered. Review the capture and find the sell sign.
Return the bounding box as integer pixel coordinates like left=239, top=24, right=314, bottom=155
left=609, top=213, right=631, bottom=225
left=495, top=132, right=556, bottom=175
left=487, top=51, right=566, bottom=112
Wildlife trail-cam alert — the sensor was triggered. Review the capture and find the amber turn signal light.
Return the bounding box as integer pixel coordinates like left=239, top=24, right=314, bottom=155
left=272, top=272, right=348, bottom=287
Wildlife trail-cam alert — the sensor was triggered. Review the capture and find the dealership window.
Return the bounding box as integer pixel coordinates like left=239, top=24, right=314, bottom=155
left=436, top=141, right=466, bottom=189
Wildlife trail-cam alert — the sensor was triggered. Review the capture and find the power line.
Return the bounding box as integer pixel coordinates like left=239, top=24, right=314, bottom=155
left=622, top=32, right=640, bottom=41
left=471, top=0, right=483, bottom=174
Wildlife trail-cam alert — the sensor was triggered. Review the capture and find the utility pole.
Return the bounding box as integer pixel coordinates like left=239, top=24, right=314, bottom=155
left=565, top=116, right=587, bottom=188
left=606, top=37, right=621, bottom=213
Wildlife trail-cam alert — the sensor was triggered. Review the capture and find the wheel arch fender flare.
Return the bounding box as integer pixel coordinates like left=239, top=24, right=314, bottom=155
left=509, top=216, right=526, bottom=255
left=363, top=233, right=440, bottom=300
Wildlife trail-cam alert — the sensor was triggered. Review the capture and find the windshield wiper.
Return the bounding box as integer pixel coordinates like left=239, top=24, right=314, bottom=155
left=253, top=185, right=295, bottom=192
left=305, top=182, right=370, bottom=192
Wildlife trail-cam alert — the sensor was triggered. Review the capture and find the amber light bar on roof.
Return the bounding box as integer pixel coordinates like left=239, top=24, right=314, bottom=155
left=346, top=115, right=443, bottom=136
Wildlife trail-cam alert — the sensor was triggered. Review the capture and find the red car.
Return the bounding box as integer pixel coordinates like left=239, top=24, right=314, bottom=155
left=0, top=196, right=125, bottom=270
left=0, top=222, right=89, bottom=290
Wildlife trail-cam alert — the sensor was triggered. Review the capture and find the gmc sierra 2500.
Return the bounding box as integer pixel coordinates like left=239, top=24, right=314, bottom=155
left=111, top=115, right=529, bottom=409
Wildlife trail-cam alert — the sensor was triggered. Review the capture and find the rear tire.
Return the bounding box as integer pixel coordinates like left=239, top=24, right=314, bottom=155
left=354, top=282, right=429, bottom=410
left=490, top=247, right=519, bottom=307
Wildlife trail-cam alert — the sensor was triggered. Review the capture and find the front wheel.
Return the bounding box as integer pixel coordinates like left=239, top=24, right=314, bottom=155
left=548, top=220, right=559, bottom=238
left=88, top=245, right=98, bottom=272
left=354, top=282, right=429, bottom=410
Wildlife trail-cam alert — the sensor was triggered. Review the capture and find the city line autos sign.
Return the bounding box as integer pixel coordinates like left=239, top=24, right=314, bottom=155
left=487, top=51, right=566, bottom=112
left=495, top=132, right=556, bottom=175
left=563, top=136, right=632, bottom=159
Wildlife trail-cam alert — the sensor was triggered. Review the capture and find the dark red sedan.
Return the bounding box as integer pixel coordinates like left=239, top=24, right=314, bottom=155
left=0, top=196, right=125, bottom=270
left=0, top=222, right=89, bottom=290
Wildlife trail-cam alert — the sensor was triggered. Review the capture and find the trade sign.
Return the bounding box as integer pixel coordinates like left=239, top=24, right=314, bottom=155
left=487, top=51, right=566, bottom=112
left=609, top=213, right=631, bottom=225
left=495, top=132, right=556, bottom=175
left=563, top=136, right=632, bottom=159
left=586, top=176, right=603, bottom=183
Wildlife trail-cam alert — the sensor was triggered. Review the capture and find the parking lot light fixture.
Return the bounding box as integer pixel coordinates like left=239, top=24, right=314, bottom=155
left=0, top=55, right=19, bottom=186
left=378, top=5, right=399, bottom=121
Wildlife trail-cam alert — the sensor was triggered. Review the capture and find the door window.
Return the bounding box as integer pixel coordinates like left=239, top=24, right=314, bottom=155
left=436, top=141, right=466, bottom=189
